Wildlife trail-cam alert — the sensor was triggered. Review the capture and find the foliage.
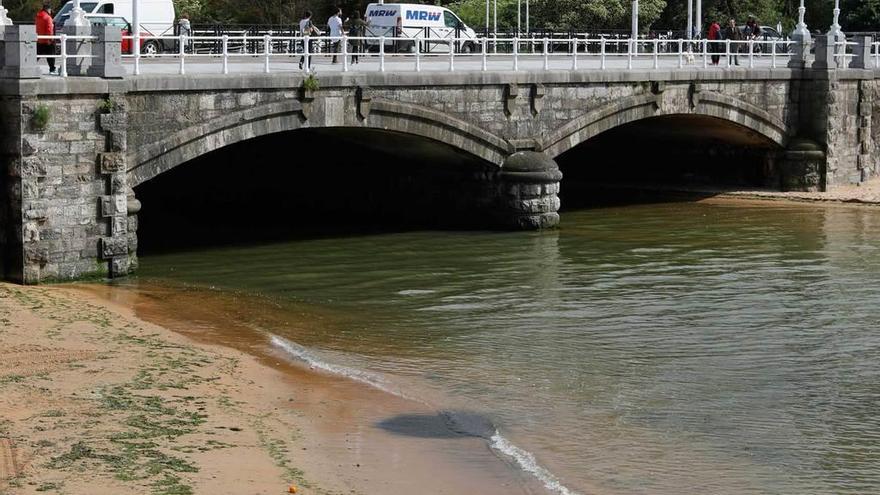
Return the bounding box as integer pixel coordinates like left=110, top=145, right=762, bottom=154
left=843, top=0, right=880, bottom=32
left=5, top=0, right=879, bottom=34
left=445, top=0, right=667, bottom=32
left=98, top=97, right=118, bottom=113
left=528, top=0, right=667, bottom=31
left=6, top=0, right=43, bottom=23
left=173, top=0, right=204, bottom=19
left=302, top=73, right=319, bottom=92
left=444, top=0, right=519, bottom=32
left=31, top=105, right=50, bottom=132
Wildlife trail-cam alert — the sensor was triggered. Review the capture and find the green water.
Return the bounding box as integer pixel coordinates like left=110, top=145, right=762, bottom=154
left=135, top=200, right=880, bottom=494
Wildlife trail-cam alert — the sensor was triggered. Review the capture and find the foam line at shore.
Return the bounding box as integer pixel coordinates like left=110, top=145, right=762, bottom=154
left=269, top=335, right=406, bottom=398
left=269, top=334, right=579, bottom=495
left=490, top=432, right=580, bottom=495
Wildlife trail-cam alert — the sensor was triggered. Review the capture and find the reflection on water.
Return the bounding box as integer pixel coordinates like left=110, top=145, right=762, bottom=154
left=133, top=199, right=880, bottom=494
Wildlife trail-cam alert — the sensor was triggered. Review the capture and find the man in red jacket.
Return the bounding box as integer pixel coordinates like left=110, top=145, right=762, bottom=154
left=35, top=3, right=56, bottom=74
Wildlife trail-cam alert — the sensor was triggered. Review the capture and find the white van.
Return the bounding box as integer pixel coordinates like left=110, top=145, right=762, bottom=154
left=364, top=3, right=480, bottom=53
left=54, top=0, right=175, bottom=54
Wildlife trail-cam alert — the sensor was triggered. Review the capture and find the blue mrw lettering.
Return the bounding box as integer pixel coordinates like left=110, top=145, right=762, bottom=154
left=368, top=9, right=397, bottom=16
left=405, top=10, right=441, bottom=21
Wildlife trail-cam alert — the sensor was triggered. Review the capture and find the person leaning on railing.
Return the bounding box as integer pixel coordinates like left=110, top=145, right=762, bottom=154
left=35, top=2, right=56, bottom=74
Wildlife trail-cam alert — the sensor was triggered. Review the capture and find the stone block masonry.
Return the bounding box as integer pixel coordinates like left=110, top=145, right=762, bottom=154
left=2, top=93, right=136, bottom=284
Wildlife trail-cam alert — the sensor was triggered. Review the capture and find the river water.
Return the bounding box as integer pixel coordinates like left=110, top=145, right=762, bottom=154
left=129, top=199, right=880, bottom=494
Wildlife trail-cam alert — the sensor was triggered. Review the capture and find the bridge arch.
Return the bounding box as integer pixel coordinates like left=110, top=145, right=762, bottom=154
left=128, top=98, right=510, bottom=187
left=542, top=91, right=789, bottom=159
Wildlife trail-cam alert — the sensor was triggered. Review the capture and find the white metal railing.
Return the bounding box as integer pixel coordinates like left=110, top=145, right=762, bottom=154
left=35, top=34, right=804, bottom=77
left=35, top=34, right=98, bottom=77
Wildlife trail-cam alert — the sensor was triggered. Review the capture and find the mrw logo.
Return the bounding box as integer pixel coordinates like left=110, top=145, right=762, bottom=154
left=368, top=9, right=397, bottom=17
left=405, top=10, right=442, bottom=21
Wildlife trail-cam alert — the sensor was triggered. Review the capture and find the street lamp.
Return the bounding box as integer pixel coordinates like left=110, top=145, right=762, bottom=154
left=0, top=0, right=12, bottom=26
left=631, top=0, right=638, bottom=40
left=827, top=0, right=844, bottom=41
left=64, top=0, right=88, bottom=27
left=695, top=0, right=701, bottom=38
left=133, top=0, right=140, bottom=74
left=686, top=0, right=693, bottom=41
left=791, top=0, right=810, bottom=43
left=517, top=0, right=520, bottom=35
left=485, top=0, right=489, bottom=34
left=525, top=0, right=529, bottom=34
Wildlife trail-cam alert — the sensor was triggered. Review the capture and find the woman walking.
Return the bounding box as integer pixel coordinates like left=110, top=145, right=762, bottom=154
left=298, top=11, right=320, bottom=70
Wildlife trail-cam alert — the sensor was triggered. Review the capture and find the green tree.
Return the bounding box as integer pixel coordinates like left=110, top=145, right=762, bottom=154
left=842, top=0, right=880, bottom=31
left=444, top=0, right=519, bottom=32
left=6, top=0, right=43, bottom=23
left=526, top=0, right=667, bottom=31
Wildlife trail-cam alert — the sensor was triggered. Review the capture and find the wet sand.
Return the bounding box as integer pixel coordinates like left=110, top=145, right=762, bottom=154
left=584, top=178, right=880, bottom=206
left=0, top=282, right=545, bottom=494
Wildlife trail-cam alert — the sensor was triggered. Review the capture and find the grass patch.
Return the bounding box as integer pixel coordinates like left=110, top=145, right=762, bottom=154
left=253, top=416, right=311, bottom=489
left=50, top=380, right=206, bottom=494
left=31, top=105, right=51, bottom=132
left=0, top=374, right=25, bottom=384
left=35, top=481, right=63, bottom=492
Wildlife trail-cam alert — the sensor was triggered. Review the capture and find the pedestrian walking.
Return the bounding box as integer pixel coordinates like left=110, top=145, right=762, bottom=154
left=35, top=2, right=56, bottom=74
left=299, top=11, right=320, bottom=70
left=327, top=7, right=343, bottom=64
left=707, top=20, right=722, bottom=66
left=724, top=19, right=742, bottom=65
left=347, top=10, right=368, bottom=65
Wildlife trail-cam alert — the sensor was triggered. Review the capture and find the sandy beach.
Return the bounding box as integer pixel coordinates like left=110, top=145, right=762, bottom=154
left=0, top=282, right=542, bottom=495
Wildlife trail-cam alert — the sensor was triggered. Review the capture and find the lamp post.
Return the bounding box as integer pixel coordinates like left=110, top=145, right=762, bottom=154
left=133, top=0, right=140, bottom=73
left=695, top=0, right=701, bottom=38
left=525, top=0, right=529, bottom=34
left=0, top=0, right=12, bottom=26
left=827, top=0, right=844, bottom=41
left=485, top=0, right=489, bottom=35
left=791, top=0, right=810, bottom=43
left=631, top=0, right=638, bottom=40
left=493, top=0, right=497, bottom=35
left=64, top=0, right=88, bottom=27
left=517, top=0, right=521, bottom=35
left=686, top=0, right=693, bottom=41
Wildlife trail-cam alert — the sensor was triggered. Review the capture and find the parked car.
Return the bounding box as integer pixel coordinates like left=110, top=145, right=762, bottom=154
left=736, top=24, right=788, bottom=53
left=54, top=0, right=175, bottom=54
left=86, top=14, right=135, bottom=53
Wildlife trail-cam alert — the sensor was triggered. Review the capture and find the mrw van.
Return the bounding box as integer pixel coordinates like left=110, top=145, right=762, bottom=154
left=364, top=3, right=479, bottom=53
left=54, top=0, right=175, bottom=54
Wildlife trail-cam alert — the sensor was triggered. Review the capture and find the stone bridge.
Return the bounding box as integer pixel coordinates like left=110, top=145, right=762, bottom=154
left=1, top=38, right=878, bottom=283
